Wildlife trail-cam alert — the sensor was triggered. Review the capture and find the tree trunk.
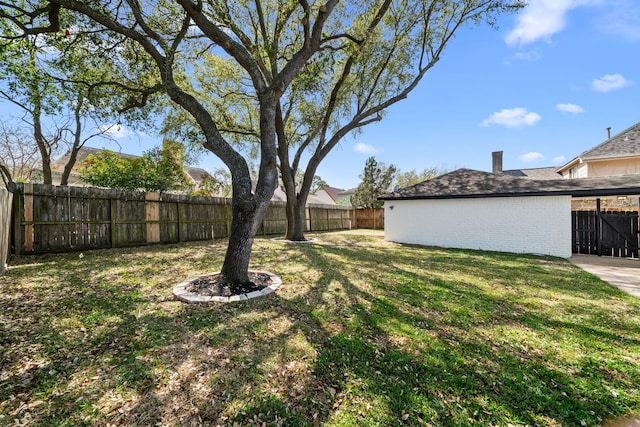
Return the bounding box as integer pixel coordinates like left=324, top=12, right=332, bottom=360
left=219, top=191, right=271, bottom=284
left=60, top=138, right=81, bottom=185
left=32, top=97, right=53, bottom=185
left=38, top=147, right=52, bottom=185
left=61, top=99, right=85, bottom=186
left=60, top=157, right=74, bottom=186
left=276, top=104, right=308, bottom=242
left=284, top=192, right=308, bottom=241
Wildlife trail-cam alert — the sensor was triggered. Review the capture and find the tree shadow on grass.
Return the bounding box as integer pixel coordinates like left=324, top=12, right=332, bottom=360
left=186, top=238, right=639, bottom=426
left=268, top=240, right=640, bottom=425
left=1, top=234, right=639, bottom=426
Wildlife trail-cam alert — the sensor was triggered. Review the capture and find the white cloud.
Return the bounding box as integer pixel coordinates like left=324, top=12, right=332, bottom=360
left=520, top=152, right=545, bottom=162
left=511, top=50, right=542, bottom=62
left=553, top=155, right=567, bottom=164
left=99, top=124, right=132, bottom=139
left=505, top=0, right=600, bottom=46
left=591, top=74, right=632, bottom=93
left=556, top=103, right=586, bottom=113
left=354, top=142, right=378, bottom=154
left=481, top=108, right=541, bottom=128
left=507, top=0, right=640, bottom=46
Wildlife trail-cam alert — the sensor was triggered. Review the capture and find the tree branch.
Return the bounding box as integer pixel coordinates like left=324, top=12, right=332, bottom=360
left=176, top=0, right=268, bottom=94
left=0, top=2, right=60, bottom=38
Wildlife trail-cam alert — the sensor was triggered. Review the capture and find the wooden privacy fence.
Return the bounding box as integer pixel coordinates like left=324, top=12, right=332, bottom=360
left=1, top=188, right=12, bottom=273
left=10, top=183, right=360, bottom=255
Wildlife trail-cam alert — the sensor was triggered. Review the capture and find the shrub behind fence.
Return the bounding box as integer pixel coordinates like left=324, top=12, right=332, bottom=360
left=10, top=183, right=375, bottom=255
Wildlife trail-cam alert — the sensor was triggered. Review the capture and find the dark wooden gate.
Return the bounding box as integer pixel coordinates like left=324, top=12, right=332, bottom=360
left=572, top=210, right=639, bottom=258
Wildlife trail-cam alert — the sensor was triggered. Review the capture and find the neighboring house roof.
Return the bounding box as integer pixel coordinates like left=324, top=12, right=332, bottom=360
left=52, top=147, right=135, bottom=171
left=558, top=122, right=640, bottom=172
left=503, top=167, right=563, bottom=180
left=318, top=185, right=344, bottom=202
left=186, top=167, right=213, bottom=185
left=379, top=168, right=640, bottom=200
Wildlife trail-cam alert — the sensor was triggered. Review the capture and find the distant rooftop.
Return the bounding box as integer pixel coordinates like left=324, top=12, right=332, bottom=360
left=380, top=168, right=640, bottom=200
left=558, top=121, right=640, bottom=172
left=319, top=185, right=345, bottom=202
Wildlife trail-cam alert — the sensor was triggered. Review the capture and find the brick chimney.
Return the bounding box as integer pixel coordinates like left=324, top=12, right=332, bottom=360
left=492, top=151, right=503, bottom=174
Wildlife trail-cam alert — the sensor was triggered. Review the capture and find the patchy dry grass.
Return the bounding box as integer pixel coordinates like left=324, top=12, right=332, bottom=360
left=0, top=230, right=639, bottom=426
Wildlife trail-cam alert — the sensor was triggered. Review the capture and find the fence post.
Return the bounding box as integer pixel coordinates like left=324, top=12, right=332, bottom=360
left=1, top=189, right=13, bottom=274
left=145, top=192, right=160, bottom=244
left=110, top=197, right=117, bottom=248
left=326, top=207, right=330, bottom=231
left=177, top=198, right=183, bottom=242
left=12, top=185, right=22, bottom=255
left=226, top=203, right=231, bottom=238
left=23, top=183, right=34, bottom=252
left=596, top=198, right=601, bottom=256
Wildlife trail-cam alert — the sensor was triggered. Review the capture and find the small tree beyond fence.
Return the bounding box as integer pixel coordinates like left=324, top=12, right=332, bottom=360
left=1, top=188, right=13, bottom=273
left=10, top=184, right=383, bottom=255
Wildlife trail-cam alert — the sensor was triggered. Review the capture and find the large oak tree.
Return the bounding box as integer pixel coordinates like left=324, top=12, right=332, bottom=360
left=1, top=0, right=523, bottom=283
left=158, top=0, right=524, bottom=241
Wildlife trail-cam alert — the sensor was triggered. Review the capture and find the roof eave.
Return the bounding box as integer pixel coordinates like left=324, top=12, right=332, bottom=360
left=556, top=157, right=581, bottom=173
left=379, top=186, right=640, bottom=201
left=582, top=154, right=640, bottom=162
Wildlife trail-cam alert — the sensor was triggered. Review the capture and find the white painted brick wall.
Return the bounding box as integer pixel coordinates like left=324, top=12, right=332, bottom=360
left=383, top=196, right=572, bottom=258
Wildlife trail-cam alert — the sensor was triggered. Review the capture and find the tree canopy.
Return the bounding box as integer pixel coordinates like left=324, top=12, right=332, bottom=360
left=156, top=0, right=524, bottom=240
left=0, top=0, right=525, bottom=284
left=0, top=13, right=161, bottom=185
left=396, top=167, right=447, bottom=189
left=351, top=156, right=398, bottom=209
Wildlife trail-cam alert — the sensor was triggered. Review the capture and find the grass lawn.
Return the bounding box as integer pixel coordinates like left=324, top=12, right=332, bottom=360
left=0, top=230, right=639, bottom=426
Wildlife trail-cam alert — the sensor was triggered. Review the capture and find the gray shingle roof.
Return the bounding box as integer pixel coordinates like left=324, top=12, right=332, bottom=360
left=503, top=167, right=562, bottom=180
left=559, top=122, right=640, bottom=171
left=581, top=122, right=640, bottom=160
left=379, top=168, right=640, bottom=200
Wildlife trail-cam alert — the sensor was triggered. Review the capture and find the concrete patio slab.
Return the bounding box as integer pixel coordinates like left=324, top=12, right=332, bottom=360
left=569, top=254, right=640, bottom=297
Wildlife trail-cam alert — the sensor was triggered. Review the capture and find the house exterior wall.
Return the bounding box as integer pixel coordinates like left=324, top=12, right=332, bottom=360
left=383, top=195, right=572, bottom=258
left=587, top=158, right=640, bottom=177
left=560, top=162, right=588, bottom=178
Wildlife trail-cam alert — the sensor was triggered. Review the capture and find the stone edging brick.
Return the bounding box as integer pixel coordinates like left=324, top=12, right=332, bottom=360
left=173, top=270, right=282, bottom=303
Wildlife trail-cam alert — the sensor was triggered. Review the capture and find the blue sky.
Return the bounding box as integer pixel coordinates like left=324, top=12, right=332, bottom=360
left=315, top=0, right=640, bottom=189
left=3, top=0, right=640, bottom=190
